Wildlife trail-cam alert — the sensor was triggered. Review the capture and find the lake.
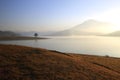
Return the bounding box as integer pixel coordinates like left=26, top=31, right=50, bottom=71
left=0, top=36, right=120, bottom=57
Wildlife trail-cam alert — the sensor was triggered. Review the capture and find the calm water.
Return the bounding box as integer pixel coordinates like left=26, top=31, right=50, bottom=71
left=0, top=36, right=120, bottom=57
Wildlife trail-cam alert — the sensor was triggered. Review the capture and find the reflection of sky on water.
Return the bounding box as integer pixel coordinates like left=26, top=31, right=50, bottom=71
left=0, top=36, right=120, bottom=57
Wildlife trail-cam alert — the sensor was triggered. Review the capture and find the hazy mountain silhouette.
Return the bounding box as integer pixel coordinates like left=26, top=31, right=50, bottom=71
left=105, top=31, right=120, bottom=36
left=0, top=31, right=20, bottom=37
left=49, top=20, right=114, bottom=36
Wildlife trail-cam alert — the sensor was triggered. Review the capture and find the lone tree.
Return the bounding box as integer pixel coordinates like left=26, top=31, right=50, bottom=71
left=34, top=33, right=38, bottom=38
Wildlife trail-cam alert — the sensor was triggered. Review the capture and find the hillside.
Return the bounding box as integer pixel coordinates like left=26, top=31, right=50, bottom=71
left=106, top=31, right=120, bottom=36
left=50, top=20, right=114, bottom=36
left=0, top=44, right=120, bottom=80
left=0, top=31, right=19, bottom=37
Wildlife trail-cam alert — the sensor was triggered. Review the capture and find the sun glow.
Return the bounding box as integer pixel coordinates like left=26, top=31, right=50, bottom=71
left=112, top=25, right=120, bottom=31
left=92, top=8, right=120, bottom=32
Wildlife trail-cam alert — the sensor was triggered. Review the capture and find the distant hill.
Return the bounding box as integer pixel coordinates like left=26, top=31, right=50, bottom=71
left=105, top=31, right=120, bottom=36
left=0, top=31, right=20, bottom=37
left=0, top=44, right=120, bottom=80
left=49, top=20, right=114, bottom=36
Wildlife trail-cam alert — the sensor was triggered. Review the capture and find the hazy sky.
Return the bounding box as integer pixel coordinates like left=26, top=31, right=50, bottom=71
left=0, top=0, right=120, bottom=32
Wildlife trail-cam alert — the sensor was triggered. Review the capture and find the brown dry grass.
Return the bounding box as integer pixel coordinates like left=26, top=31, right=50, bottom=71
left=0, top=44, right=120, bottom=80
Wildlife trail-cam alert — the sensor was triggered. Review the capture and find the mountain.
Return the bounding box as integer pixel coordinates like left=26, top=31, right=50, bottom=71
left=105, top=31, right=120, bottom=36
left=0, top=44, right=120, bottom=80
left=0, top=31, right=20, bottom=37
left=50, top=20, right=114, bottom=36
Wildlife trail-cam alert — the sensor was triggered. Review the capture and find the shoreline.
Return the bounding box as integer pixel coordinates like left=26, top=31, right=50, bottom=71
left=0, top=36, right=48, bottom=40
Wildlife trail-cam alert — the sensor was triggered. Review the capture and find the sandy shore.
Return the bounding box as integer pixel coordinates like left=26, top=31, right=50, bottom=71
left=0, top=44, right=120, bottom=80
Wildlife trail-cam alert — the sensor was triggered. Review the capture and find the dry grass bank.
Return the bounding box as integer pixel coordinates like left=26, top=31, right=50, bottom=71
left=0, top=44, right=120, bottom=80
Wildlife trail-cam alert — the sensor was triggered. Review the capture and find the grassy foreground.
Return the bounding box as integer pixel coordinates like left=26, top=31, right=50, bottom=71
left=0, top=44, right=120, bottom=80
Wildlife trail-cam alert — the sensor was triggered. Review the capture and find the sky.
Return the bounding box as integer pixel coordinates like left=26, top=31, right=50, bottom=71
left=0, top=0, right=120, bottom=32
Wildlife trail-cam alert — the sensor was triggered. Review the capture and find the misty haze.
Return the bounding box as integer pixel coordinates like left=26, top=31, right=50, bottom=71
left=0, top=0, right=120, bottom=80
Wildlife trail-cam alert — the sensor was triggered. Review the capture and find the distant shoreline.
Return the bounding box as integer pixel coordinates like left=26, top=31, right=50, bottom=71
left=0, top=36, right=48, bottom=41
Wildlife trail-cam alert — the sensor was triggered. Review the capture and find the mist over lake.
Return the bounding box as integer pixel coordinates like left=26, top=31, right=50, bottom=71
left=0, top=36, right=120, bottom=57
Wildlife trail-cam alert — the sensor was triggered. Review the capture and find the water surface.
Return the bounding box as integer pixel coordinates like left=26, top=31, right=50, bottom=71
left=0, top=36, right=120, bottom=57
